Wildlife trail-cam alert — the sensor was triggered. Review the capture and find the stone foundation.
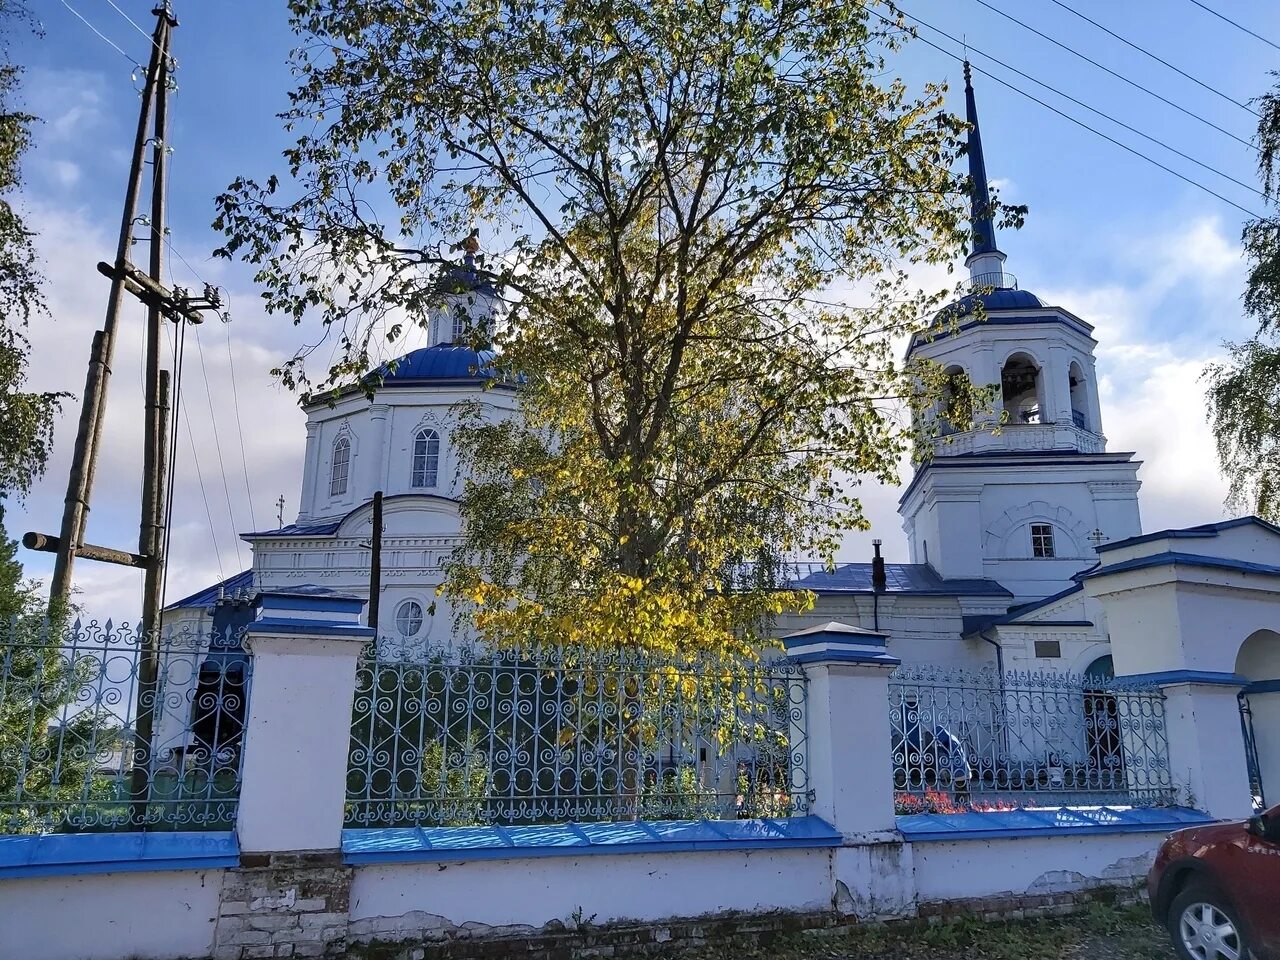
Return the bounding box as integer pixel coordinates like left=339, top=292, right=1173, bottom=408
left=341, top=881, right=1146, bottom=960
left=917, top=881, right=1147, bottom=924
left=213, top=852, right=353, bottom=960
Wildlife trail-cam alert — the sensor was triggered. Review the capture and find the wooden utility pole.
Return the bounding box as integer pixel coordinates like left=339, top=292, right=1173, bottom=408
left=47, top=7, right=174, bottom=607
left=25, top=4, right=226, bottom=822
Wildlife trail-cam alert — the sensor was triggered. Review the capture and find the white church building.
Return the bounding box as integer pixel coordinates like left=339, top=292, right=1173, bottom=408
left=161, top=68, right=1280, bottom=808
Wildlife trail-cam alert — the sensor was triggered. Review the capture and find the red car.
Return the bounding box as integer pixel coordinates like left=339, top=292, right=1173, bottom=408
left=1149, top=804, right=1280, bottom=960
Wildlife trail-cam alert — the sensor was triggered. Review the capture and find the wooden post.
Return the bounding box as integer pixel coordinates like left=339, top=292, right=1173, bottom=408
left=49, top=9, right=173, bottom=605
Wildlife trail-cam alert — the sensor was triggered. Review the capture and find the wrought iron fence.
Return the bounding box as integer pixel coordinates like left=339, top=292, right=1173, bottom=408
left=345, top=642, right=809, bottom=828
left=889, top=664, right=1175, bottom=812
left=0, top=617, right=251, bottom=834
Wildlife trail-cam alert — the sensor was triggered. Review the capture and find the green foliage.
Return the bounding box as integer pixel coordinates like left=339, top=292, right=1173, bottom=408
left=218, top=0, right=1016, bottom=655
left=0, top=522, right=119, bottom=834
left=0, top=3, right=64, bottom=504
left=637, top=765, right=720, bottom=820
left=418, top=737, right=491, bottom=826
left=1207, top=71, right=1280, bottom=520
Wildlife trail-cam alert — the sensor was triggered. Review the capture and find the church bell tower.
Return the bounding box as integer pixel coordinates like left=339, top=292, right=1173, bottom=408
left=898, top=64, right=1142, bottom=603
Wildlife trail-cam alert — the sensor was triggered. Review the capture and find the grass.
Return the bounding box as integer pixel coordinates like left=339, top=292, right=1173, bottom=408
left=683, top=902, right=1174, bottom=960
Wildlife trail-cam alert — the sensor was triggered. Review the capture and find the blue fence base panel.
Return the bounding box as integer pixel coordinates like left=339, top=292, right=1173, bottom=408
left=897, top=806, right=1214, bottom=842
left=0, top=831, right=239, bottom=879
left=342, top=816, right=842, bottom=864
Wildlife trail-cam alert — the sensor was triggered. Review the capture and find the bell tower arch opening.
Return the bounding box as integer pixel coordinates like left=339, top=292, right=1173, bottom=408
left=1000, top=353, right=1042, bottom=425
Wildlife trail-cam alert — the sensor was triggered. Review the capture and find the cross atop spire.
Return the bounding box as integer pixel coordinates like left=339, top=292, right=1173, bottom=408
left=963, top=62, right=1008, bottom=286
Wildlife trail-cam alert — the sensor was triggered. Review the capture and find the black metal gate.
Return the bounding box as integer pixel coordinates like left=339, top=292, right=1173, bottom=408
left=1239, top=691, right=1266, bottom=811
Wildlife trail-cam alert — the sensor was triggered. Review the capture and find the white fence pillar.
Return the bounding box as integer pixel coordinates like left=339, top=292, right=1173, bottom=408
left=783, top=622, right=915, bottom=918
left=1157, top=680, right=1254, bottom=820
left=236, top=592, right=373, bottom=853
left=1084, top=552, right=1256, bottom=821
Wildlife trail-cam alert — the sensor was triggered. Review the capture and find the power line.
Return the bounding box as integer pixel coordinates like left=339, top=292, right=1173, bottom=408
left=1184, top=0, right=1280, bottom=52
left=968, top=0, right=1256, bottom=153
left=1045, top=0, right=1259, bottom=118
left=223, top=323, right=259, bottom=532
left=162, top=318, right=226, bottom=586
left=58, top=0, right=141, bottom=66
left=158, top=234, right=259, bottom=536
left=867, top=4, right=1264, bottom=220
left=102, top=0, right=170, bottom=59
left=192, top=325, right=246, bottom=572
left=899, top=7, right=1265, bottom=199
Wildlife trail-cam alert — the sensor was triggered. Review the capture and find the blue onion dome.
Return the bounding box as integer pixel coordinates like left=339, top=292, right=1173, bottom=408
left=366, top=343, right=499, bottom=385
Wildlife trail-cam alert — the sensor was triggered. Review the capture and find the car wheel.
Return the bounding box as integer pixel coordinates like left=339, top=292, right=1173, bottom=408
left=1168, top=883, right=1250, bottom=960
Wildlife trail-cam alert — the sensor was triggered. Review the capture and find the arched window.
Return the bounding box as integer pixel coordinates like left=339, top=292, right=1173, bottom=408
left=1001, top=353, right=1042, bottom=424
left=329, top=436, right=350, bottom=497
left=411, top=427, right=440, bottom=488
left=1069, top=361, right=1089, bottom=430
left=395, top=599, right=424, bottom=638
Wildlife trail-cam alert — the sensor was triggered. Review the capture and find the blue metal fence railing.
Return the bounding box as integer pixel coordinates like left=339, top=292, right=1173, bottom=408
left=0, top=618, right=251, bottom=834
left=889, top=664, right=1175, bottom=812
left=345, top=643, right=810, bottom=828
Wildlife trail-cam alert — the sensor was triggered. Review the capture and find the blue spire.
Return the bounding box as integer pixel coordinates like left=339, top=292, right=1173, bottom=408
left=964, top=62, right=1000, bottom=260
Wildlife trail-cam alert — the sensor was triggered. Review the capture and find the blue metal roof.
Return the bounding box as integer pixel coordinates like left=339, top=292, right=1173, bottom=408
left=342, top=816, right=841, bottom=864
left=970, top=583, right=1085, bottom=631
left=164, top=569, right=254, bottom=611
left=788, top=562, right=1011, bottom=598
left=1095, top=515, right=1280, bottom=553
left=897, top=805, right=1212, bottom=842
left=952, top=288, right=1046, bottom=312
left=369, top=343, right=499, bottom=384
left=243, top=519, right=343, bottom=539
left=0, top=831, right=239, bottom=879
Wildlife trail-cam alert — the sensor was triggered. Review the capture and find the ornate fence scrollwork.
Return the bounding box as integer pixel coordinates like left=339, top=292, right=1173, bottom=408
left=345, top=643, right=810, bottom=827
left=0, top=618, right=251, bottom=834
left=888, top=664, right=1175, bottom=812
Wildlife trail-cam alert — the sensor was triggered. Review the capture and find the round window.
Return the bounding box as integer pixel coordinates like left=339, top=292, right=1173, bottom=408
left=395, top=600, right=425, bottom=637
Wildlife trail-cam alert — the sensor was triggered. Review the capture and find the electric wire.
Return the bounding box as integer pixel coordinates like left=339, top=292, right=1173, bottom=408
left=1045, top=0, right=1259, bottom=118
left=101, top=0, right=170, bottom=59
left=222, top=320, right=259, bottom=533
left=192, top=324, right=246, bottom=572
left=866, top=4, right=1264, bottom=220
left=164, top=321, right=226, bottom=585
left=155, top=84, right=239, bottom=596
left=967, top=0, right=1256, bottom=153
left=897, top=7, right=1265, bottom=199
left=58, top=0, right=141, bottom=66
left=159, top=236, right=260, bottom=536
left=1184, top=0, right=1280, bottom=53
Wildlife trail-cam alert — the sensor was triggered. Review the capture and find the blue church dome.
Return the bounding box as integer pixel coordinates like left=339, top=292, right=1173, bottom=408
left=369, top=343, right=499, bottom=384
left=953, top=286, right=1046, bottom=313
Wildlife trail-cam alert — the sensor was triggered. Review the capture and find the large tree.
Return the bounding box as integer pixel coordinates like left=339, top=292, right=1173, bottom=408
left=216, top=1, right=1007, bottom=655
left=1205, top=73, right=1280, bottom=520
left=0, top=1, right=62, bottom=514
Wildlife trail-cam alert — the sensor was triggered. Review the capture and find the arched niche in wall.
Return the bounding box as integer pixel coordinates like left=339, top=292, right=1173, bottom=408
left=984, top=501, right=1093, bottom=559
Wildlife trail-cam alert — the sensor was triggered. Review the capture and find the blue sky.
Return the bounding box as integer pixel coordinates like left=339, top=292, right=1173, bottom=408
left=11, top=0, right=1280, bottom=618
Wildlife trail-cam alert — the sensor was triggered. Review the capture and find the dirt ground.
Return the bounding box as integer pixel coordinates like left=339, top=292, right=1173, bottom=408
left=681, top=903, right=1176, bottom=960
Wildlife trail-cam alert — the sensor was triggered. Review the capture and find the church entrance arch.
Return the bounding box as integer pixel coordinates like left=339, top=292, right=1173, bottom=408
left=1236, top=629, right=1280, bottom=810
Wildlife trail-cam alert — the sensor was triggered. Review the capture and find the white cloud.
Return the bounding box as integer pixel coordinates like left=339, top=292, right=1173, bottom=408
left=6, top=200, right=307, bottom=623
left=48, top=160, right=81, bottom=188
